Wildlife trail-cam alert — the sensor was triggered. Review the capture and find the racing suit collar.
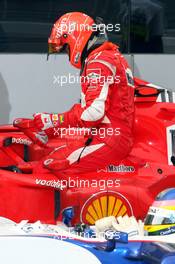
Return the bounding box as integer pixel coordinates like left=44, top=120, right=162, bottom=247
left=89, top=41, right=119, bottom=56
left=80, top=42, right=119, bottom=75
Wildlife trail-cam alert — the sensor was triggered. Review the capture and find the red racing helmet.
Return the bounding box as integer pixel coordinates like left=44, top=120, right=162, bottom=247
left=48, top=12, right=95, bottom=69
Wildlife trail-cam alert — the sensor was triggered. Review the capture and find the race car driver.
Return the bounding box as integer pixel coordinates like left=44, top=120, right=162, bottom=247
left=33, top=12, right=135, bottom=175
left=144, top=188, right=175, bottom=236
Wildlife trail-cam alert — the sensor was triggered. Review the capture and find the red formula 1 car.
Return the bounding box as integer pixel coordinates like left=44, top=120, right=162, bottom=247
left=0, top=78, right=175, bottom=225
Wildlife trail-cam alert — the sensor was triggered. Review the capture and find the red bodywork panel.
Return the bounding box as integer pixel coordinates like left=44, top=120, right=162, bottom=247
left=0, top=79, right=175, bottom=224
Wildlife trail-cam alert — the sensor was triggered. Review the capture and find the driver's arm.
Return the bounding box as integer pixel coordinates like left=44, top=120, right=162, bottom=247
left=34, top=62, right=114, bottom=130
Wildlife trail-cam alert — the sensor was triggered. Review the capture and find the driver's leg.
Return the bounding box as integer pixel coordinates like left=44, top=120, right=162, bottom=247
left=42, top=134, right=132, bottom=176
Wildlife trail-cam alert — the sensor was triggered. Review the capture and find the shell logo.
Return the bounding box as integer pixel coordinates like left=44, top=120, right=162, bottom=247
left=80, top=191, right=133, bottom=225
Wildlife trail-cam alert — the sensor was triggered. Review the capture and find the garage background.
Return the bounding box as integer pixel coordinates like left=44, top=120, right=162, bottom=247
left=0, top=0, right=175, bottom=124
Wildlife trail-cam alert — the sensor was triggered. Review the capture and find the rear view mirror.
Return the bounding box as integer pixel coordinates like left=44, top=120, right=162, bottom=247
left=135, top=87, right=161, bottom=97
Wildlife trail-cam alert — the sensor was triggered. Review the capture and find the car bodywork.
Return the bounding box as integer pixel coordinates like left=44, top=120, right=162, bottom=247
left=0, top=218, right=174, bottom=264
left=0, top=78, right=175, bottom=225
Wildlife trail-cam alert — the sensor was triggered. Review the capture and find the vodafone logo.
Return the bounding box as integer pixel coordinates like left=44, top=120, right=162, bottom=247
left=12, top=137, right=32, bottom=146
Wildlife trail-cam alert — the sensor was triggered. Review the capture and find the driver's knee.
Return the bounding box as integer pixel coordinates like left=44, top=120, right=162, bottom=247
left=43, top=158, right=70, bottom=171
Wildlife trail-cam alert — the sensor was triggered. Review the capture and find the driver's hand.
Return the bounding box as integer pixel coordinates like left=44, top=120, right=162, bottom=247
left=33, top=113, right=54, bottom=131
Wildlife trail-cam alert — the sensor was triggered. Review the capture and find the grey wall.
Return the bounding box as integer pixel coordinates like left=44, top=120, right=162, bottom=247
left=0, top=54, right=80, bottom=124
left=133, top=55, right=175, bottom=90
left=0, top=53, right=175, bottom=124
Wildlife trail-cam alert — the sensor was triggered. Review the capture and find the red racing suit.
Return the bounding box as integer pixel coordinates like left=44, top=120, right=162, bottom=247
left=39, top=42, right=135, bottom=175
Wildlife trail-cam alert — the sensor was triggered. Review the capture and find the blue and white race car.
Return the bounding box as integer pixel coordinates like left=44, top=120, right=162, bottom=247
left=0, top=215, right=174, bottom=264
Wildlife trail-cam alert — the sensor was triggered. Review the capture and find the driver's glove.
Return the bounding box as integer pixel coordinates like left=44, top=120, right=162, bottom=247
left=33, top=113, right=62, bottom=131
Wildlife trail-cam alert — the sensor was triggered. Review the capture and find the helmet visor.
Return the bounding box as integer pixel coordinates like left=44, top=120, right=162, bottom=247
left=48, top=42, right=63, bottom=55
left=145, top=206, right=175, bottom=225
